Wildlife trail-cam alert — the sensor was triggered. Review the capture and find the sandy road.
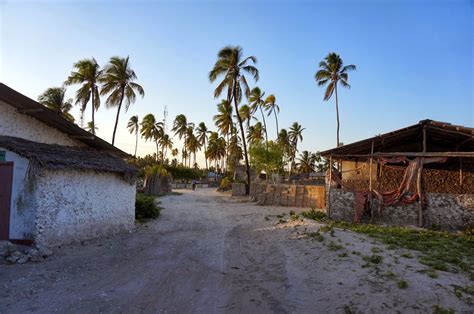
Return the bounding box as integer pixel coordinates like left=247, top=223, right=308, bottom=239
left=0, top=189, right=472, bottom=313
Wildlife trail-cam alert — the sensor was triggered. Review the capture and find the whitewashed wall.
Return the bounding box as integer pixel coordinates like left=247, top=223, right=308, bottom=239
left=0, top=101, right=84, bottom=147
left=0, top=148, right=36, bottom=239
left=34, top=169, right=136, bottom=245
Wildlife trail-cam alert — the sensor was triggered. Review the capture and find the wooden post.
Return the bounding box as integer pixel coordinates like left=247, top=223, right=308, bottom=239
left=460, top=158, right=463, bottom=194
left=418, top=126, right=426, bottom=227
left=327, top=156, right=332, bottom=217
left=369, top=140, right=375, bottom=223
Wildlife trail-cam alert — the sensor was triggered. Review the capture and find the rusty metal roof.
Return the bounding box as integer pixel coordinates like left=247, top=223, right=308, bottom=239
left=0, top=83, right=128, bottom=157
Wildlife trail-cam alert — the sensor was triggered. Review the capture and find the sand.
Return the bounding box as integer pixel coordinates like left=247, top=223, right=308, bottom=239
left=0, top=188, right=472, bottom=313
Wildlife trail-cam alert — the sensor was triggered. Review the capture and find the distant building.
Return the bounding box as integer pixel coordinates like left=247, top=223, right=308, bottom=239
left=0, top=84, right=136, bottom=246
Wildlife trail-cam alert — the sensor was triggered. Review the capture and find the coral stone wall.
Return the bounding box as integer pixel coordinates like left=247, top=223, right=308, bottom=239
left=329, top=189, right=474, bottom=230
left=34, top=169, right=136, bottom=245
left=0, top=101, right=84, bottom=147
left=250, top=182, right=326, bottom=208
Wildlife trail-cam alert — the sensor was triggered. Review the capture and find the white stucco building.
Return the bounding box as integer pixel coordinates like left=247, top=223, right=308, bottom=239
left=0, top=83, right=136, bottom=246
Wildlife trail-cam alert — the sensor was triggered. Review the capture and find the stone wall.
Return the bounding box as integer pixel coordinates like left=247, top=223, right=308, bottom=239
left=34, top=169, right=136, bottom=246
left=232, top=183, right=247, bottom=196
left=329, top=188, right=474, bottom=230
left=250, top=182, right=325, bottom=208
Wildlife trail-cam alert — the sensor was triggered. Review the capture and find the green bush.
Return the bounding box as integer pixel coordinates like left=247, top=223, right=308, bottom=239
left=219, top=177, right=233, bottom=191
left=135, top=193, right=161, bottom=220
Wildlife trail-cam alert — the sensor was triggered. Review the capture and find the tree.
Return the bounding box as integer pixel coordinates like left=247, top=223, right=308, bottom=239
left=140, top=114, right=163, bottom=161
left=238, top=104, right=253, bottom=130
left=249, top=87, right=268, bottom=144
left=159, top=133, right=173, bottom=162
left=249, top=141, right=284, bottom=176
left=315, top=52, right=356, bottom=147
left=127, top=115, right=140, bottom=157
left=213, top=100, right=234, bottom=137
left=65, top=58, right=101, bottom=132
left=296, top=151, right=317, bottom=173
left=172, top=114, right=193, bottom=166
left=85, top=121, right=98, bottom=133
left=265, top=94, right=279, bottom=136
left=209, top=46, right=259, bottom=194
left=196, top=122, right=209, bottom=169
left=37, top=87, right=75, bottom=122
left=288, top=122, right=305, bottom=175
left=247, top=122, right=264, bottom=145
left=100, top=56, right=145, bottom=145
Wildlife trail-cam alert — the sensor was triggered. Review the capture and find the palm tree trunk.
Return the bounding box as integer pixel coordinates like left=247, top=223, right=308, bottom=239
left=155, top=142, right=159, bottom=162
left=134, top=130, right=138, bottom=157
left=91, top=89, right=96, bottom=135
left=335, top=83, right=340, bottom=148
left=274, top=110, right=279, bottom=136
left=233, top=88, right=251, bottom=194
left=204, top=141, right=208, bottom=169
left=112, top=87, right=125, bottom=145
left=260, top=106, right=268, bottom=145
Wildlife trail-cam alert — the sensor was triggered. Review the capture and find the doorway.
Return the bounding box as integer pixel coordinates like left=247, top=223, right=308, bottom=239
left=0, top=162, right=13, bottom=240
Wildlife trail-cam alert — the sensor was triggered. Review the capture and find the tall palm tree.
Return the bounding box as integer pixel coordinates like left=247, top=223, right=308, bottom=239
left=159, top=133, right=173, bottom=162
left=65, top=58, right=101, bottom=132
left=249, top=87, right=268, bottom=144
left=265, top=94, right=280, bottom=136
left=127, top=115, right=140, bottom=157
left=196, top=122, right=209, bottom=169
left=172, top=114, right=193, bottom=166
left=140, top=114, right=163, bottom=161
left=288, top=122, right=305, bottom=175
left=100, top=56, right=145, bottom=146
left=209, top=46, right=259, bottom=193
left=213, top=100, right=234, bottom=137
left=37, top=87, right=75, bottom=122
left=238, top=104, right=253, bottom=130
left=315, top=52, right=356, bottom=147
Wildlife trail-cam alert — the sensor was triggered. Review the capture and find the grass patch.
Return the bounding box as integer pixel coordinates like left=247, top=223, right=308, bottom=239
left=397, top=280, right=408, bottom=289
left=362, top=254, right=383, bottom=264
left=432, top=305, right=455, bottom=314
left=301, top=209, right=474, bottom=275
left=307, top=231, right=324, bottom=242
left=400, top=252, right=413, bottom=259
left=327, top=241, right=343, bottom=251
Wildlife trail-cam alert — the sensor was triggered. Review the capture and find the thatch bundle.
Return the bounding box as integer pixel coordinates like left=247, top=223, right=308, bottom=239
left=0, top=136, right=136, bottom=183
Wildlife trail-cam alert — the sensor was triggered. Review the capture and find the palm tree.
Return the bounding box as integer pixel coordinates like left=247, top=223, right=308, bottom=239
left=127, top=115, right=139, bottom=157
left=37, top=87, right=75, bottom=122
left=85, top=121, right=98, bottom=133
left=297, top=151, right=316, bottom=173
left=209, top=46, right=259, bottom=193
left=159, top=133, right=173, bottom=162
left=247, top=122, right=264, bottom=145
left=265, top=94, right=279, bottom=136
left=100, top=56, right=145, bottom=146
left=196, top=122, right=209, bottom=169
left=213, top=100, right=234, bottom=137
left=238, top=104, right=253, bottom=130
left=288, top=122, right=305, bottom=175
left=140, top=114, right=163, bottom=161
left=65, top=58, right=101, bottom=132
left=315, top=52, right=356, bottom=147
left=249, top=87, right=268, bottom=144
left=172, top=114, right=193, bottom=166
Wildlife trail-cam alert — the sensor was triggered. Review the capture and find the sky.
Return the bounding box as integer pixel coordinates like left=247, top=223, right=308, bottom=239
left=1, top=0, right=473, bottom=166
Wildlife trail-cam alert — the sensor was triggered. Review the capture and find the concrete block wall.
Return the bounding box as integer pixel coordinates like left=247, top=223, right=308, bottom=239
left=231, top=183, right=247, bottom=196
left=250, top=182, right=325, bottom=208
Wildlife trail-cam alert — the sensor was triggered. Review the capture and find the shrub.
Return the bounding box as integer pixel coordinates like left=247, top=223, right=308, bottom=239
left=219, top=177, right=233, bottom=191
left=135, top=193, right=161, bottom=220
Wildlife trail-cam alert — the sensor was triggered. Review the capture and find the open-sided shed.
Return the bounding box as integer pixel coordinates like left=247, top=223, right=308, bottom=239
left=320, top=120, right=474, bottom=230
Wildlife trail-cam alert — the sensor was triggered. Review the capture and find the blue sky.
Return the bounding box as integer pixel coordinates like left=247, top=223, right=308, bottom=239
left=1, top=0, right=472, bottom=163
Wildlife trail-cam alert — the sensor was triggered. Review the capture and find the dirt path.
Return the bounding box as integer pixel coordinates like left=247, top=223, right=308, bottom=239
left=0, top=189, right=472, bottom=313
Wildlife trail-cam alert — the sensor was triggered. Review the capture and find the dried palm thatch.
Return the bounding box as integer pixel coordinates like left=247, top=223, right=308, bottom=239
left=0, top=136, right=136, bottom=183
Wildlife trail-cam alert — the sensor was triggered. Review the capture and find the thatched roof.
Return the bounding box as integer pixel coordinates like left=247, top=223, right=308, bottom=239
left=0, top=136, right=136, bottom=182
left=0, top=83, right=128, bottom=157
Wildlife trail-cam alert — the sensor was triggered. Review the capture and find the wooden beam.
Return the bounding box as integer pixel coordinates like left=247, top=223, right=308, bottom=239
left=456, top=137, right=474, bottom=149
left=369, top=139, right=374, bottom=223
left=327, top=156, right=332, bottom=218
left=328, top=152, right=474, bottom=158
